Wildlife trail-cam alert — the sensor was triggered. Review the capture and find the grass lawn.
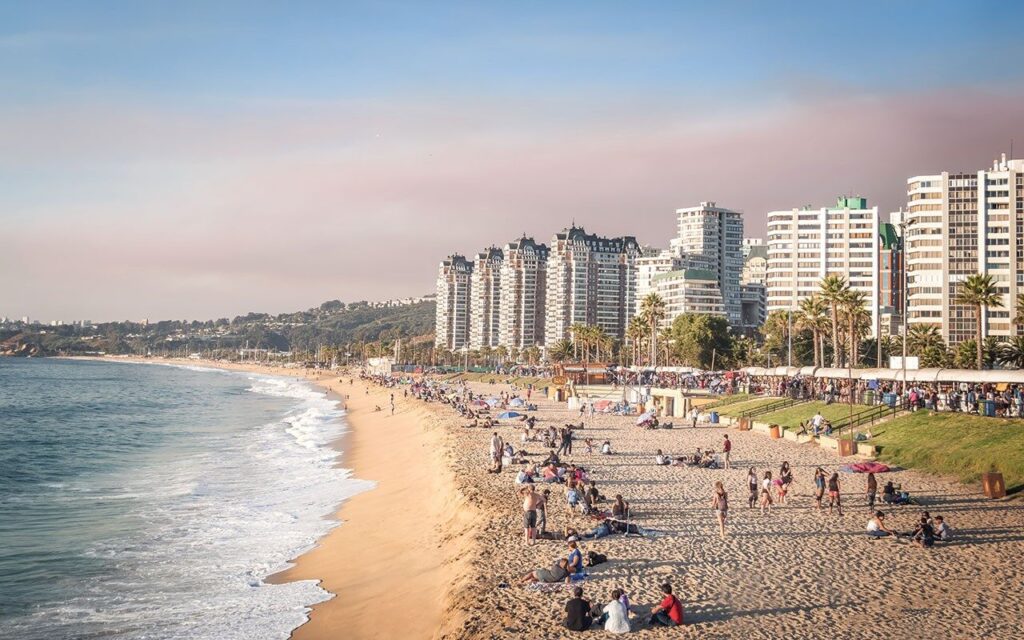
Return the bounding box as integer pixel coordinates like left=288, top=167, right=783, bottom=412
left=869, top=411, right=1024, bottom=491
left=716, top=397, right=785, bottom=417
left=701, top=393, right=751, bottom=410
left=757, top=401, right=861, bottom=431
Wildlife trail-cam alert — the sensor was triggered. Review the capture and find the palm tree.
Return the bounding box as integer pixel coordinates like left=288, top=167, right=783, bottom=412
left=840, top=289, right=870, bottom=367
left=955, top=273, right=1003, bottom=369
left=796, top=295, right=829, bottom=367
left=1012, top=292, right=1024, bottom=332
left=625, top=318, right=646, bottom=366
left=568, top=323, right=587, bottom=360
left=819, top=275, right=850, bottom=367
left=549, top=339, right=573, bottom=363
left=999, top=336, right=1024, bottom=368
left=640, top=293, right=666, bottom=367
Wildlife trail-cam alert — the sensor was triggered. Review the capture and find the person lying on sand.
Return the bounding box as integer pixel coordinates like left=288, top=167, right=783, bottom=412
left=520, top=558, right=570, bottom=585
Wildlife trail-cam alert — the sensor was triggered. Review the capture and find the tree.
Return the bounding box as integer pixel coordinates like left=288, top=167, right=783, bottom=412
left=569, top=323, right=587, bottom=360
left=819, top=275, right=850, bottom=367
left=840, top=289, right=870, bottom=368
left=1014, top=293, right=1024, bottom=328
left=669, top=313, right=733, bottom=369
left=625, top=318, right=646, bottom=366
left=906, top=324, right=944, bottom=354
left=796, top=295, right=829, bottom=367
left=549, top=339, right=573, bottom=363
left=955, top=273, right=1003, bottom=369
left=999, top=336, right=1024, bottom=368
left=639, top=293, right=666, bottom=367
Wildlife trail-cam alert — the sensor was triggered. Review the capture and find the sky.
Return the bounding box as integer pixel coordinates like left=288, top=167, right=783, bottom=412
left=4, top=1, right=1024, bottom=322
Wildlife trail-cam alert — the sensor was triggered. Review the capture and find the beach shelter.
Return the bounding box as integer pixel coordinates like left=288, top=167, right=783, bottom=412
left=636, top=410, right=656, bottom=425
left=509, top=398, right=526, bottom=407
left=485, top=397, right=500, bottom=406
left=497, top=411, right=523, bottom=419
left=470, top=399, right=489, bottom=408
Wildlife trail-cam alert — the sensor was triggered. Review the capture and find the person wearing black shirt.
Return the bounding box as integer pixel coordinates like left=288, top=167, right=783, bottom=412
left=564, top=586, right=592, bottom=631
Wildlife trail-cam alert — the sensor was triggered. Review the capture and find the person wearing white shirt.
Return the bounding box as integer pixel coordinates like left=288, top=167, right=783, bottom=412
left=598, top=589, right=631, bottom=633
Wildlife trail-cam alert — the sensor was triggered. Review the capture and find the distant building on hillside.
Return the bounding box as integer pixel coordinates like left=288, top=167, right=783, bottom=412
left=468, top=247, right=503, bottom=349
left=434, top=254, right=473, bottom=350
left=544, top=225, right=640, bottom=345
left=497, top=236, right=548, bottom=349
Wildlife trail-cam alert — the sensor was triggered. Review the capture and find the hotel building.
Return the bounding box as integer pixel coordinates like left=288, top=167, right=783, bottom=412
left=905, top=154, right=1024, bottom=345
left=766, top=196, right=880, bottom=337
left=497, top=236, right=549, bottom=349
left=669, top=202, right=744, bottom=326
left=434, top=254, right=473, bottom=350
left=468, top=247, right=504, bottom=349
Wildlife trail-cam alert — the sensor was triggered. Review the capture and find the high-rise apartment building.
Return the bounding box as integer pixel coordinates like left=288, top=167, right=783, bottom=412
left=544, top=226, right=640, bottom=345
left=651, top=269, right=726, bottom=324
left=434, top=254, right=473, bottom=350
left=766, top=196, right=880, bottom=337
left=468, top=247, right=503, bottom=349
left=497, top=236, right=549, bottom=349
left=906, top=154, right=1024, bottom=345
left=635, top=248, right=684, bottom=316
left=878, top=219, right=904, bottom=337
left=670, top=202, right=744, bottom=326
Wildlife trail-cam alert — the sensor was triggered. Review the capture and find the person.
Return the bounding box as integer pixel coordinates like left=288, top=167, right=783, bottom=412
left=747, top=468, right=758, bottom=509
left=566, top=540, right=585, bottom=577
left=690, top=407, right=700, bottom=429
left=882, top=480, right=898, bottom=504
left=601, top=440, right=612, bottom=455
left=598, top=588, right=630, bottom=633
left=827, top=472, right=843, bottom=516
left=522, top=485, right=542, bottom=545
left=489, top=432, right=504, bottom=474
left=515, top=465, right=534, bottom=485
left=564, top=586, right=592, bottom=631
left=760, top=471, right=774, bottom=515
left=711, top=481, right=728, bottom=538
left=934, top=515, right=951, bottom=542
left=778, top=461, right=793, bottom=504
left=722, top=434, right=732, bottom=469
left=911, top=515, right=936, bottom=548
left=585, top=437, right=595, bottom=454
left=648, top=583, right=684, bottom=627
left=812, top=410, right=824, bottom=435
left=866, top=472, right=878, bottom=509
left=612, top=494, right=630, bottom=519
left=655, top=449, right=670, bottom=466
left=537, top=489, right=550, bottom=537
left=866, top=510, right=897, bottom=538
left=802, top=466, right=821, bottom=511
left=520, top=558, right=570, bottom=585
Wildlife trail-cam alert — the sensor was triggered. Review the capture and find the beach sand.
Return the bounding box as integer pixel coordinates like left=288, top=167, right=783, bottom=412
left=86, top=358, right=1024, bottom=639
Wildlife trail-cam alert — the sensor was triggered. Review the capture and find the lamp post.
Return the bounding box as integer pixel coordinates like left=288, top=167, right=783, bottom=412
left=900, top=221, right=908, bottom=403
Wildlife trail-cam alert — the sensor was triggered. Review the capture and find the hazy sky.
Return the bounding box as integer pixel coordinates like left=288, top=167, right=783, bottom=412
left=4, top=1, right=1024, bottom=322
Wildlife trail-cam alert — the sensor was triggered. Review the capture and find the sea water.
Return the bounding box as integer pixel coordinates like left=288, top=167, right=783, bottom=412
left=0, top=358, right=371, bottom=640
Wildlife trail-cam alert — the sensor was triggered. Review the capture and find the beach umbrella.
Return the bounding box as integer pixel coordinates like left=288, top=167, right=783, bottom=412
left=485, top=397, right=500, bottom=406
left=509, top=397, right=526, bottom=407
left=471, top=399, right=488, bottom=407
left=497, top=411, right=523, bottom=419
left=635, top=410, right=655, bottom=425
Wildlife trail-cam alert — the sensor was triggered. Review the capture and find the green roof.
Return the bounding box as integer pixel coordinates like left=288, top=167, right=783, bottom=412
left=879, top=222, right=900, bottom=250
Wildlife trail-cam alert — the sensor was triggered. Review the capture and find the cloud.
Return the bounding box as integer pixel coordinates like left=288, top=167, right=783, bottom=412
left=3, top=88, right=1024, bottom=320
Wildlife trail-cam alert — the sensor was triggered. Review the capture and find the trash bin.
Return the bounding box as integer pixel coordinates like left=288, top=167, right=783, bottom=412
left=983, top=400, right=996, bottom=417
left=883, top=393, right=896, bottom=408
left=982, top=472, right=1006, bottom=498
left=864, top=390, right=875, bottom=406
left=769, top=424, right=781, bottom=439
left=709, top=411, right=719, bottom=424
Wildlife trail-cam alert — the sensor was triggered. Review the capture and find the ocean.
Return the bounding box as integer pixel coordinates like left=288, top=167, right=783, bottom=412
left=0, top=358, right=370, bottom=640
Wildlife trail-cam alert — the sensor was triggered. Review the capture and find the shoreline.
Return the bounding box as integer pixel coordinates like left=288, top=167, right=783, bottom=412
left=65, top=356, right=464, bottom=640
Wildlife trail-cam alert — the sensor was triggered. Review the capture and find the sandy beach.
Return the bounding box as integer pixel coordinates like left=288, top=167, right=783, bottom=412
left=88, top=358, right=1024, bottom=639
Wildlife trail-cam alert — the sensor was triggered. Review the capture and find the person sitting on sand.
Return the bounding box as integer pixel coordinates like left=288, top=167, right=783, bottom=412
left=934, top=515, right=951, bottom=542
left=598, top=588, right=631, bottom=634
left=542, top=463, right=562, bottom=483
left=566, top=540, right=585, bottom=577
left=515, top=465, right=534, bottom=485
left=587, top=481, right=602, bottom=505
left=564, top=586, right=592, bottom=631
left=585, top=437, right=594, bottom=454
left=648, top=583, right=684, bottom=627
left=601, top=440, right=613, bottom=455
left=911, top=515, right=936, bottom=548
left=543, top=450, right=561, bottom=467
left=866, top=511, right=897, bottom=538
left=612, top=494, right=630, bottom=519
left=520, top=557, right=570, bottom=585
left=655, top=449, right=670, bottom=466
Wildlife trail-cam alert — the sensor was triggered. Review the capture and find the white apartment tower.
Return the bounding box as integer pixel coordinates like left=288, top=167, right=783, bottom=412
left=766, top=196, right=880, bottom=337
left=906, top=153, right=1024, bottom=345
left=670, top=202, right=744, bottom=326
left=651, top=269, right=726, bottom=325
left=497, top=236, right=549, bottom=349
left=635, top=248, right=684, bottom=316
left=545, top=226, right=641, bottom=345
left=468, top=246, right=503, bottom=349
left=434, top=254, right=473, bottom=350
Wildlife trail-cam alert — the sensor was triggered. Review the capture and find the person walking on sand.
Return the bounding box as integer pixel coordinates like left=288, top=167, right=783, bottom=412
left=711, top=481, right=728, bottom=538
left=489, top=432, right=504, bottom=473
left=747, top=468, right=758, bottom=509
left=722, top=434, right=732, bottom=469
left=813, top=467, right=826, bottom=511
left=866, top=472, right=878, bottom=509
left=690, top=407, right=700, bottom=429
left=760, top=471, right=774, bottom=515
left=827, top=472, right=843, bottom=516
left=521, top=485, right=542, bottom=545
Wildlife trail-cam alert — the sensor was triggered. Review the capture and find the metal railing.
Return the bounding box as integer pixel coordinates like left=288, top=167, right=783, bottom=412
left=740, top=396, right=809, bottom=419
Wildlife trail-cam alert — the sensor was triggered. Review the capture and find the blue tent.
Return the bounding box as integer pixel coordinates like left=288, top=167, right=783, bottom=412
left=497, top=411, right=523, bottom=419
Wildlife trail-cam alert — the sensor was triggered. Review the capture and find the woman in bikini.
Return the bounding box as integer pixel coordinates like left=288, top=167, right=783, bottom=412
left=777, top=461, right=793, bottom=504
left=711, top=481, right=729, bottom=538
left=760, top=471, right=774, bottom=515
left=827, top=472, right=843, bottom=516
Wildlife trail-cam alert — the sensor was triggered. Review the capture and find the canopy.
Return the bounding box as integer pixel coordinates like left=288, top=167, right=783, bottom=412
left=509, top=398, right=526, bottom=406
left=485, top=398, right=500, bottom=406
left=470, top=399, right=489, bottom=407
left=497, top=411, right=523, bottom=419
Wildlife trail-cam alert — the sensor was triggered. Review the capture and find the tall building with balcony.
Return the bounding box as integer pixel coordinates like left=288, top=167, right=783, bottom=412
left=497, top=236, right=549, bottom=349
left=905, top=153, right=1024, bottom=345
left=468, top=247, right=503, bottom=349
left=434, top=254, right=473, bottom=350
left=544, top=226, right=641, bottom=345
left=669, top=202, right=744, bottom=326
left=635, top=248, right=683, bottom=317
left=651, top=269, right=726, bottom=325
left=766, top=196, right=880, bottom=337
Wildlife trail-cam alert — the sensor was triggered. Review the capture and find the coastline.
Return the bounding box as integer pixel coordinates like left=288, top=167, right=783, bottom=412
left=69, top=357, right=467, bottom=640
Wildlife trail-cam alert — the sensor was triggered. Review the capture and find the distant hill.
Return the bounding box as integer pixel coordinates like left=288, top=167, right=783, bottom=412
left=0, top=299, right=436, bottom=358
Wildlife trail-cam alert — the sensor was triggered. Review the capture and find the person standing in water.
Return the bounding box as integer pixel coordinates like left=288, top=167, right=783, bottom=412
left=711, top=481, right=728, bottom=538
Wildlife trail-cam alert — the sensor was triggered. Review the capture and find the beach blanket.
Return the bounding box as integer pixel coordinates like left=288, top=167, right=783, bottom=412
left=840, top=462, right=892, bottom=474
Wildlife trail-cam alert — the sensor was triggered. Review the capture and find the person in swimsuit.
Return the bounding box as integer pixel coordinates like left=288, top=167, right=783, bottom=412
left=813, top=467, right=826, bottom=511
left=747, top=468, right=758, bottom=509
left=866, top=472, right=878, bottom=509
left=760, top=471, right=773, bottom=515
left=722, top=435, right=732, bottom=469
left=711, top=480, right=728, bottom=538
left=827, top=472, right=843, bottom=516
left=778, top=461, right=793, bottom=504
left=522, top=485, right=542, bottom=545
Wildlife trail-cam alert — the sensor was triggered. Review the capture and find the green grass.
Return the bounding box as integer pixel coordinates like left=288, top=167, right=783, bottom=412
left=716, top=397, right=785, bottom=417
left=756, top=401, right=860, bottom=431
left=869, top=412, right=1024, bottom=491
left=701, top=393, right=751, bottom=410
